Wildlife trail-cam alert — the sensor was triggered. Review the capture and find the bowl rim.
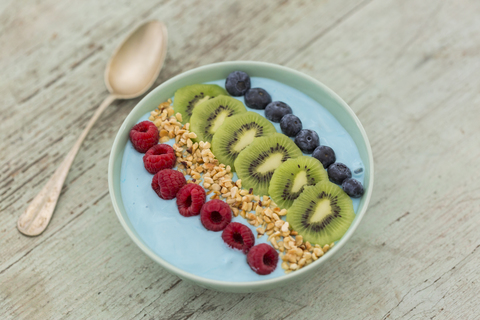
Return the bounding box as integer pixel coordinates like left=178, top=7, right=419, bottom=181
left=108, top=60, right=374, bottom=291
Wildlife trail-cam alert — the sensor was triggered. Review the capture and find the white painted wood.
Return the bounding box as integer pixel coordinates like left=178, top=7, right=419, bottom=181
left=1, top=0, right=480, bottom=319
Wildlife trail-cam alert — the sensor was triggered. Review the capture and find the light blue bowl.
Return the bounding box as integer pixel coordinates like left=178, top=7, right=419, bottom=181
left=108, top=61, right=374, bottom=293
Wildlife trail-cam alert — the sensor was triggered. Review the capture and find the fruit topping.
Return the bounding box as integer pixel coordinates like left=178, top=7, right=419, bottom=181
left=342, top=178, right=364, bottom=198
left=234, top=133, right=302, bottom=196
left=312, top=145, right=336, bottom=169
left=190, top=96, right=247, bottom=143
left=142, top=144, right=176, bottom=174
left=211, top=111, right=276, bottom=171
left=245, top=88, right=272, bottom=110
left=176, top=183, right=207, bottom=217
left=294, top=129, right=320, bottom=154
left=264, top=101, right=292, bottom=123
left=141, top=79, right=366, bottom=276
left=247, top=243, right=279, bottom=275
left=280, top=114, right=302, bottom=137
left=151, top=169, right=186, bottom=200
left=222, top=222, right=255, bottom=253
left=269, top=156, right=328, bottom=209
left=327, top=162, right=352, bottom=185
left=286, top=181, right=355, bottom=246
left=173, top=84, right=228, bottom=123
left=225, top=71, right=251, bottom=96
left=200, top=199, right=232, bottom=231
left=129, top=121, right=159, bottom=153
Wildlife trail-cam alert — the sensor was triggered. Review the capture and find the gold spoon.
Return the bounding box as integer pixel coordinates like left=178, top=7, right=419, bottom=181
left=17, top=20, right=168, bottom=236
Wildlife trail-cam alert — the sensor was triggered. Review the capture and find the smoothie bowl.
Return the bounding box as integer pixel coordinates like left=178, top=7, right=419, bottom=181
left=108, top=61, right=373, bottom=293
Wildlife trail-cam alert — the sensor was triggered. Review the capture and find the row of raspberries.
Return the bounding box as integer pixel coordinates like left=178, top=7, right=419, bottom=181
left=130, top=120, right=278, bottom=275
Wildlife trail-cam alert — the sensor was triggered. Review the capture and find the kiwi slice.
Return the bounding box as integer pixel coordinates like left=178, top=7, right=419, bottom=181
left=190, top=96, right=247, bottom=143
left=234, top=133, right=303, bottom=196
left=269, top=156, right=328, bottom=209
left=211, top=112, right=277, bottom=171
left=286, top=181, right=355, bottom=246
left=173, top=84, right=228, bottom=123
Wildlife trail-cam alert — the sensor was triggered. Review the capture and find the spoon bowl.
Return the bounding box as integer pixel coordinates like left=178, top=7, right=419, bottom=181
left=106, top=21, right=168, bottom=98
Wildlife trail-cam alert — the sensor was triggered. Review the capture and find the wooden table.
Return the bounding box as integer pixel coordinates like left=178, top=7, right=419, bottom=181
left=2, top=0, right=479, bottom=318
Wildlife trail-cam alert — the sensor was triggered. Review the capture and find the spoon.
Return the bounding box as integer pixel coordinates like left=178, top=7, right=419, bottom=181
left=17, top=20, right=168, bottom=236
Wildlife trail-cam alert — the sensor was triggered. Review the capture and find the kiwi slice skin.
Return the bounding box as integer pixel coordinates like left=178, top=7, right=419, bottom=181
left=286, top=181, right=355, bottom=246
left=173, top=84, right=228, bottom=123
left=190, top=96, right=247, bottom=143
left=211, top=112, right=277, bottom=171
left=269, top=156, right=328, bottom=209
left=234, top=133, right=303, bottom=196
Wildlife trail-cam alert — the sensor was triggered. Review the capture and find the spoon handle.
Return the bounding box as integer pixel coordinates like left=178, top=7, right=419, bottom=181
left=17, top=94, right=117, bottom=236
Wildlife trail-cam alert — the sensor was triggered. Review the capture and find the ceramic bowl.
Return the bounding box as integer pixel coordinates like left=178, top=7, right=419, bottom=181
left=108, top=61, right=374, bottom=293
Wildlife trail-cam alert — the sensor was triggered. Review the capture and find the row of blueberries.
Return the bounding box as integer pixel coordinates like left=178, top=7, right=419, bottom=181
left=129, top=121, right=279, bottom=275
left=225, top=71, right=364, bottom=198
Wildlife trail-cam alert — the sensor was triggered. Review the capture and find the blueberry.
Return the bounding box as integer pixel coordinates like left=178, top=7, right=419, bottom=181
left=312, top=145, right=336, bottom=168
left=342, top=178, right=364, bottom=198
left=225, top=71, right=250, bottom=96
left=265, top=101, right=292, bottom=122
left=327, top=163, right=352, bottom=184
left=294, top=129, right=319, bottom=153
left=245, top=88, right=272, bottom=109
left=280, top=114, right=302, bottom=137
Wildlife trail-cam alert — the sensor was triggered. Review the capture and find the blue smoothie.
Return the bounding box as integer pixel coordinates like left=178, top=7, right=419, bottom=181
left=120, top=77, right=364, bottom=282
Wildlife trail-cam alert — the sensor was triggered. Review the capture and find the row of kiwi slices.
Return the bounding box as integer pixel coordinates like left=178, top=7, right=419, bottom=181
left=172, top=83, right=355, bottom=246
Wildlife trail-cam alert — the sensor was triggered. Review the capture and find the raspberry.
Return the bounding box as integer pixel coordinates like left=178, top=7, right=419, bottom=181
left=129, top=121, right=159, bottom=153
left=176, top=184, right=206, bottom=217
left=143, top=144, right=176, bottom=174
left=200, top=199, right=232, bottom=231
left=151, top=169, right=186, bottom=200
left=246, top=243, right=279, bottom=275
left=221, top=222, right=255, bottom=254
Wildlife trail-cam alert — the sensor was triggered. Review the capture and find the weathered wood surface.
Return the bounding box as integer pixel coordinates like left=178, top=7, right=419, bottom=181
left=1, top=0, right=480, bottom=318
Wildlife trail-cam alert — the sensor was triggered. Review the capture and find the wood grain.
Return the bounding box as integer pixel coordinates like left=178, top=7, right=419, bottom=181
left=1, top=0, right=480, bottom=319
